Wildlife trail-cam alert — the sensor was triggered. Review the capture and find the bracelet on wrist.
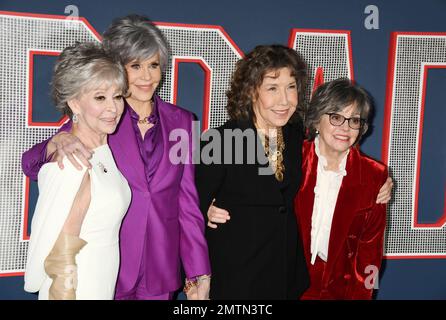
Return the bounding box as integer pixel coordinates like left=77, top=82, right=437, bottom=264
left=183, top=274, right=211, bottom=295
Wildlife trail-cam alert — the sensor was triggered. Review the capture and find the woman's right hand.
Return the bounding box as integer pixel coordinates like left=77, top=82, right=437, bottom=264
left=207, top=199, right=231, bottom=228
left=47, top=132, right=93, bottom=170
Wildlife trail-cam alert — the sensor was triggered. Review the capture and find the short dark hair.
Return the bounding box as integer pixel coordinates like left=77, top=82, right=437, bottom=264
left=226, top=44, right=307, bottom=123
left=305, top=78, right=371, bottom=142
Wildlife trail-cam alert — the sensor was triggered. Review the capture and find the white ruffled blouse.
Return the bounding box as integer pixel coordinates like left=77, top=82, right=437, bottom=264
left=310, top=136, right=349, bottom=265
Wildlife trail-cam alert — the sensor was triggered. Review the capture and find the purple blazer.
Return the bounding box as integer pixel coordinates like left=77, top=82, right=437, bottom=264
left=22, top=95, right=211, bottom=296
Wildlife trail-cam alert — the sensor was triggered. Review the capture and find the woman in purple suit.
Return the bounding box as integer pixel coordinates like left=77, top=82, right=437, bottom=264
left=22, top=14, right=211, bottom=300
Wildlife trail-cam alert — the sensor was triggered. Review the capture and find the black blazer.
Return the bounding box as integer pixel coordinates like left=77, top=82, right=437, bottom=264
left=195, top=118, right=309, bottom=300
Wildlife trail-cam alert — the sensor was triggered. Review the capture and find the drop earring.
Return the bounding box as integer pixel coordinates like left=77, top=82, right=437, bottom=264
left=72, top=114, right=79, bottom=123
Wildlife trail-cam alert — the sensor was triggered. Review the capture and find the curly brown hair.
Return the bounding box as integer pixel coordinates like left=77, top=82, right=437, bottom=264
left=226, top=44, right=307, bottom=123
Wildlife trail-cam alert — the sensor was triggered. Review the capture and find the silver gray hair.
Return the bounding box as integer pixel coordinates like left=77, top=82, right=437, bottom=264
left=102, top=14, right=169, bottom=70
left=52, top=42, right=128, bottom=118
left=305, top=78, right=371, bottom=142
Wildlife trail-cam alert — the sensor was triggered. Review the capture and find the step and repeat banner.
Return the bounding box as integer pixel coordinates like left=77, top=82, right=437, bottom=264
left=0, top=0, right=445, bottom=299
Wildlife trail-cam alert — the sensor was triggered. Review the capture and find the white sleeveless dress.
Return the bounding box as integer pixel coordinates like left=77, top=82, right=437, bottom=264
left=24, top=144, right=131, bottom=300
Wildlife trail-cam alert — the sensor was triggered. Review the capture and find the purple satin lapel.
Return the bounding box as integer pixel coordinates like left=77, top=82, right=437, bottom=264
left=109, top=106, right=148, bottom=190
left=148, top=97, right=182, bottom=191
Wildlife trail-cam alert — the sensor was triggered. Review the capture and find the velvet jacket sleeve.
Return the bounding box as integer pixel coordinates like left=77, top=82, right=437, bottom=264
left=21, top=122, right=72, bottom=180
left=178, top=112, right=211, bottom=279
left=351, top=167, right=388, bottom=299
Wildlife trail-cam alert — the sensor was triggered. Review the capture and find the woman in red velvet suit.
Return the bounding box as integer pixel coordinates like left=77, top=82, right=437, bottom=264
left=294, top=78, right=388, bottom=300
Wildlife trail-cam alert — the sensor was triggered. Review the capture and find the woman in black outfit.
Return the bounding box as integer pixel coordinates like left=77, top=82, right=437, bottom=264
left=195, top=45, right=309, bottom=299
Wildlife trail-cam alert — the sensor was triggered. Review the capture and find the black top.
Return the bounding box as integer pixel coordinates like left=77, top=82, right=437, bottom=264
left=195, top=118, right=309, bottom=300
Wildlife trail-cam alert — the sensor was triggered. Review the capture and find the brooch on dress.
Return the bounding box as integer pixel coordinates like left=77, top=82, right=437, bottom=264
left=97, top=162, right=108, bottom=173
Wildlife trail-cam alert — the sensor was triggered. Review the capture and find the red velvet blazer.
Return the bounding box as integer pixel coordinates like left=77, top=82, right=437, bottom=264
left=294, top=140, right=388, bottom=299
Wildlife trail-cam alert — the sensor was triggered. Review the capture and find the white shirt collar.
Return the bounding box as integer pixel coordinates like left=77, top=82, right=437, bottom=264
left=314, top=135, right=349, bottom=177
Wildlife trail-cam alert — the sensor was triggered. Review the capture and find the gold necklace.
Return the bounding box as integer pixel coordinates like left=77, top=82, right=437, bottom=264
left=137, top=117, right=151, bottom=124
left=257, top=127, right=285, bottom=182
left=137, top=100, right=154, bottom=124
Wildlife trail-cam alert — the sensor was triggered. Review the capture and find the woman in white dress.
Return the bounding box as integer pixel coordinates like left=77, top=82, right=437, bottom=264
left=24, top=42, right=131, bottom=300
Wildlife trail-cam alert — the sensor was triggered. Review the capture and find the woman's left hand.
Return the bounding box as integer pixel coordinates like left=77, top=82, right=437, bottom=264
left=196, top=276, right=210, bottom=300
left=185, top=276, right=210, bottom=300
left=376, top=177, right=393, bottom=204
left=207, top=200, right=231, bottom=229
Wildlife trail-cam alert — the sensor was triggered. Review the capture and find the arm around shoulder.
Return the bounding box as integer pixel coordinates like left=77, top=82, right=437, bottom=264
left=22, top=122, right=72, bottom=180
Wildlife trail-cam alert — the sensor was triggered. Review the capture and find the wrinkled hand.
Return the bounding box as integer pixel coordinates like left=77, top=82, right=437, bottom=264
left=185, top=277, right=210, bottom=300
left=207, top=199, right=230, bottom=229
left=376, top=177, right=393, bottom=204
left=186, top=284, right=198, bottom=300
left=48, top=132, right=93, bottom=170
left=196, top=277, right=210, bottom=300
